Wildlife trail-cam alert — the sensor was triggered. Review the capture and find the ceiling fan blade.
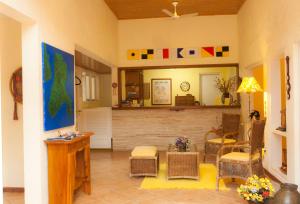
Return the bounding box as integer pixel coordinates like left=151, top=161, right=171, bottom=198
left=162, top=9, right=174, bottom=17
left=180, top=12, right=199, bottom=18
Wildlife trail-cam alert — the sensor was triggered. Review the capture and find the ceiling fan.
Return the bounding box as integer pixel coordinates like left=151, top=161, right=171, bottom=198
left=162, top=1, right=199, bottom=19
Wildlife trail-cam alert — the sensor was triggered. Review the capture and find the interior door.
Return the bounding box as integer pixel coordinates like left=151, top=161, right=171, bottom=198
left=78, top=107, right=112, bottom=149
left=200, top=74, right=219, bottom=105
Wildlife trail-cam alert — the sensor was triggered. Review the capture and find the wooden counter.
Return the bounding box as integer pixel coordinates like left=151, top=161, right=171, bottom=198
left=112, top=108, right=241, bottom=151
left=45, top=132, right=93, bottom=204
left=112, top=105, right=241, bottom=110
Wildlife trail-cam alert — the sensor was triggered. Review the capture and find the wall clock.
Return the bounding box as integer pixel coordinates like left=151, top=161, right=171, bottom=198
left=180, top=81, right=190, bottom=92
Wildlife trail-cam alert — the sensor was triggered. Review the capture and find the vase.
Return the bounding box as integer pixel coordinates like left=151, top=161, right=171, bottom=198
left=221, top=92, right=230, bottom=104
left=177, top=144, right=186, bottom=152
left=247, top=200, right=270, bottom=204
left=270, top=183, right=300, bottom=204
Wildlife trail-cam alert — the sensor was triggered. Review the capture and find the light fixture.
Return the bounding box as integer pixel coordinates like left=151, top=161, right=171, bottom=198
left=237, top=77, right=263, bottom=116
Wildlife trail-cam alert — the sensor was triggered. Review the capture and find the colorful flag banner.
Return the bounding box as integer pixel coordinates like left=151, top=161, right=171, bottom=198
left=216, top=46, right=229, bottom=57
left=154, top=49, right=163, bottom=59
left=163, top=48, right=170, bottom=59
left=186, top=48, right=199, bottom=58
left=127, top=50, right=140, bottom=60
left=201, top=47, right=215, bottom=57
left=141, top=49, right=154, bottom=60
left=127, top=45, right=230, bottom=60
left=155, top=48, right=170, bottom=59
left=177, top=48, right=184, bottom=58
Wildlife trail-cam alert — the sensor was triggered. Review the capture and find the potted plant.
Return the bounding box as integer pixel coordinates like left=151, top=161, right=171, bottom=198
left=215, top=77, right=236, bottom=104
left=237, top=175, right=275, bottom=203
left=175, top=136, right=190, bottom=152
left=250, top=110, right=260, bottom=120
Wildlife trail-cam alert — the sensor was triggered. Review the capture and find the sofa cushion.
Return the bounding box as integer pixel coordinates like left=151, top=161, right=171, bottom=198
left=220, top=152, right=260, bottom=162
left=207, top=138, right=236, bottom=144
left=131, top=146, right=157, bottom=157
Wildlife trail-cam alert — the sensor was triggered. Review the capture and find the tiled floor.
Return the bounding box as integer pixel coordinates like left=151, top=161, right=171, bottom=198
left=4, top=150, right=269, bottom=204
left=3, top=192, right=24, bottom=204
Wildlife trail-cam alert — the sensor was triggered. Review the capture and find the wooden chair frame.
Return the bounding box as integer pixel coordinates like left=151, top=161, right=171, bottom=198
left=216, top=120, right=266, bottom=190
left=203, top=113, right=241, bottom=163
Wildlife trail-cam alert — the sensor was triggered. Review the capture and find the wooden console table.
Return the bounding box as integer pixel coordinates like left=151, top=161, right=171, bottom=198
left=45, top=132, right=93, bottom=204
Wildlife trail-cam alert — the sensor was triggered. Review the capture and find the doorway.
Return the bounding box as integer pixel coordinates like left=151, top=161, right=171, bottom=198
left=199, top=74, right=220, bottom=106
left=0, top=13, right=24, bottom=203
left=75, top=50, right=112, bottom=149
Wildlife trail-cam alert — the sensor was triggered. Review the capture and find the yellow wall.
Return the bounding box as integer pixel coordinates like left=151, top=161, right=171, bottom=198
left=238, top=0, right=300, bottom=185
left=253, top=65, right=265, bottom=118
left=280, top=57, right=286, bottom=110
left=280, top=57, right=287, bottom=155
left=118, top=15, right=239, bottom=67
left=142, top=67, right=236, bottom=106
left=0, top=0, right=118, bottom=202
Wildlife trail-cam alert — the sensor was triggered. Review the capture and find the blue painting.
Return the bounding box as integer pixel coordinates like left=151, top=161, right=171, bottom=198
left=42, top=42, right=74, bottom=131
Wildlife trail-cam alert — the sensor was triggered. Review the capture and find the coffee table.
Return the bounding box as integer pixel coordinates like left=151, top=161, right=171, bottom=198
left=166, top=144, right=199, bottom=180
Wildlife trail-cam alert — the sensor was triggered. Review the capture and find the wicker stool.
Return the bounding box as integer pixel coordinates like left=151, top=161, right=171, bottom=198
left=129, top=146, right=159, bottom=177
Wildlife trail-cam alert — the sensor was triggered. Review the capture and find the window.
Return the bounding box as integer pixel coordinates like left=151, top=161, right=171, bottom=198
left=82, top=71, right=97, bottom=101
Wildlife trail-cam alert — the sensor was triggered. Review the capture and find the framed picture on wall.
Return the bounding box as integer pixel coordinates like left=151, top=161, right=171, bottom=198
left=151, top=78, right=172, bottom=105
left=42, top=42, right=75, bottom=131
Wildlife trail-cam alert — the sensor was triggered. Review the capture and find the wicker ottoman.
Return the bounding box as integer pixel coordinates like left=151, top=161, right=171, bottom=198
left=129, top=146, right=159, bottom=177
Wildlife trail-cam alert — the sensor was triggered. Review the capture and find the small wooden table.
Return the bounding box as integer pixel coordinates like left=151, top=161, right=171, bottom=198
left=45, top=132, right=93, bottom=204
left=166, top=144, right=199, bottom=180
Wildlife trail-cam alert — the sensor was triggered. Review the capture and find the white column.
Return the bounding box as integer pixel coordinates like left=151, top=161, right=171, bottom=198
left=288, top=43, right=300, bottom=186
left=0, top=25, right=4, bottom=204
left=22, top=23, right=48, bottom=204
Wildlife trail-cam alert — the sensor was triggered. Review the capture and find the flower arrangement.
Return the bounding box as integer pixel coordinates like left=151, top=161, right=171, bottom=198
left=215, top=77, right=230, bottom=93
left=175, top=136, right=190, bottom=151
left=215, top=77, right=237, bottom=104
left=238, top=175, right=275, bottom=203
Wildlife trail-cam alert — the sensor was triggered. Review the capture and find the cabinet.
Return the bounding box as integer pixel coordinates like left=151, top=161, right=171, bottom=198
left=175, top=95, right=195, bottom=106
left=45, top=132, right=93, bottom=204
left=125, top=70, right=143, bottom=103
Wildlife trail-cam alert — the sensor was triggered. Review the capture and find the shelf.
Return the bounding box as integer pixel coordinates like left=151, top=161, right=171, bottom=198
left=273, top=129, right=287, bottom=137
left=112, top=105, right=241, bottom=110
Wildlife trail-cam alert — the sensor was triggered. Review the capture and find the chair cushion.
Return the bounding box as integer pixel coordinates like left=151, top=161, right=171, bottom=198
left=220, top=152, right=260, bottom=162
left=131, top=146, right=157, bottom=157
left=207, top=138, right=236, bottom=144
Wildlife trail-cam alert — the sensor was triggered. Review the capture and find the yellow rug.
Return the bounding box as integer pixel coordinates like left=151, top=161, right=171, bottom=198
left=140, top=163, right=240, bottom=190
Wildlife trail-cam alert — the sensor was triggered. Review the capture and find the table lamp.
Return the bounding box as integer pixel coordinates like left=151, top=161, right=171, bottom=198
left=237, top=77, right=263, bottom=116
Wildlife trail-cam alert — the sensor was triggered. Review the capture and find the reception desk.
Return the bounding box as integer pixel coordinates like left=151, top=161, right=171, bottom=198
left=112, top=107, right=241, bottom=151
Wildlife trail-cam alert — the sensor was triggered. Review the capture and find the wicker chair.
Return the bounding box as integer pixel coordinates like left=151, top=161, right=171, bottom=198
left=216, top=120, right=266, bottom=190
left=203, top=113, right=240, bottom=163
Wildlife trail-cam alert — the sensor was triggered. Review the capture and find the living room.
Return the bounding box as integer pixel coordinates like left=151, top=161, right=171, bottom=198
left=0, top=0, right=300, bottom=204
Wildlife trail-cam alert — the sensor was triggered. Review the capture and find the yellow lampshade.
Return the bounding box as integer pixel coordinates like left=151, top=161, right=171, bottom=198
left=237, top=77, right=263, bottom=93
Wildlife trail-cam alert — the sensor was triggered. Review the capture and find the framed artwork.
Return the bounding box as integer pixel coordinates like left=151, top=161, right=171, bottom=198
left=42, top=42, right=75, bottom=131
left=151, top=78, right=172, bottom=105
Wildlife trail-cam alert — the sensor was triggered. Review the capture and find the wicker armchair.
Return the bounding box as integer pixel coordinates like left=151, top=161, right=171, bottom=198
left=203, top=113, right=240, bottom=163
left=216, top=120, right=266, bottom=190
